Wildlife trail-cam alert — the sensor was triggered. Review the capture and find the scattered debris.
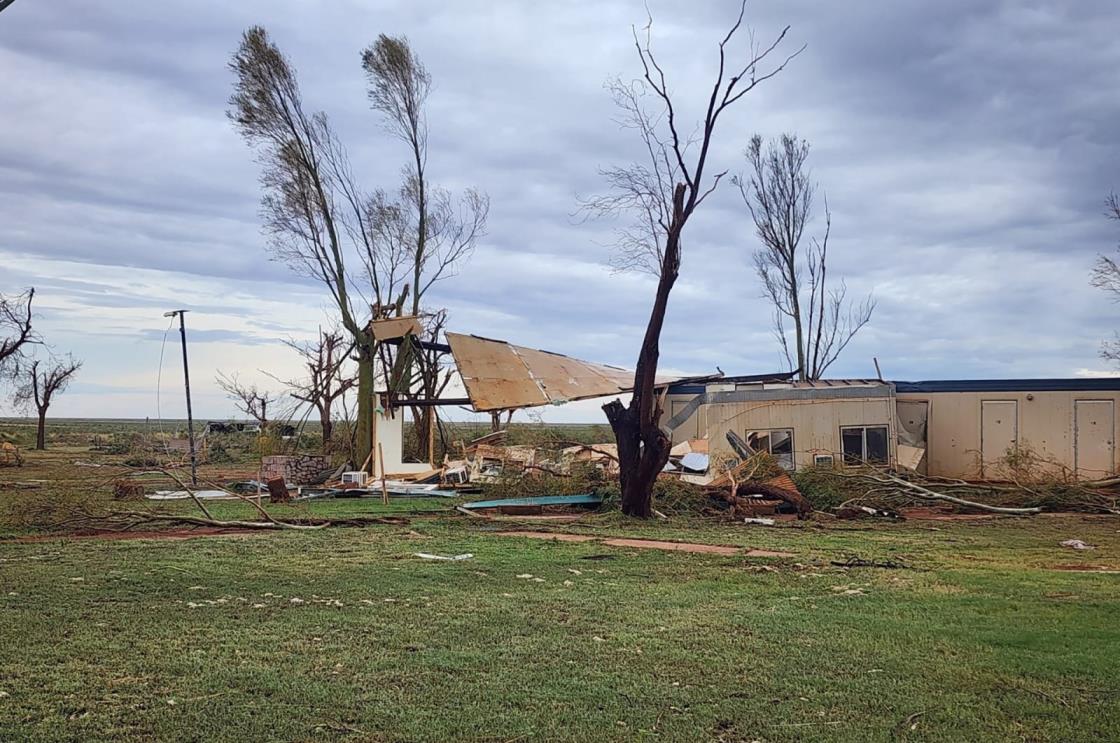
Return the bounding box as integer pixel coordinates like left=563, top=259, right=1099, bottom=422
left=413, top=552, right=474, bottom=561
left=743, top=517, right=776, bottom=526
left=837, top=505, right=903, bottom=520
left=0, top=442, right=23, bottom=467
left=1060, top=539, right=1095, bottom=551
left=460, top=493, right=604, bottom=516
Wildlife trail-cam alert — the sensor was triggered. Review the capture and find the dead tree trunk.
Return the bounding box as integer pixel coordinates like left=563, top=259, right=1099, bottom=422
left=604, top=188, right=685, bottom=518
left=35, top=407, right=46, bottom=450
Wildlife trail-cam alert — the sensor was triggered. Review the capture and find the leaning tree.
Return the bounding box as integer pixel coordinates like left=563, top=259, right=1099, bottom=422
left=14, top=354, right=81, bottom=450
left=362, top=34, right=488, bottom=457
left=583, top=3, right=801, bottom=517
left=738, top=134, right=874, bottom=380
left=228, top=28, right=484, bottom=468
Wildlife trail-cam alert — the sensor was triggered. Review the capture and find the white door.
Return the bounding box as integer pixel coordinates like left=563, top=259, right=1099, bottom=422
left=980, top=400, right=1017, bottom=478
left=1075, top=400, right=1114, bottom=480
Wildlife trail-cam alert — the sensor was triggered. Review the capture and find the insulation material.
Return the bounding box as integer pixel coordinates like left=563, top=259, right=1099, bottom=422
left=896, top=400, right=928, bottom=448
left=370, top=315, right=423, bottom=341
left=896, top=444, right=926, bottom=472
left=447, top=332, right=639, bottom=411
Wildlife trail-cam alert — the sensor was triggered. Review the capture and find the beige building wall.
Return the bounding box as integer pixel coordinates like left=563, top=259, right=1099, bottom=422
left=896, top=390, right=1120, bottom=480
left=664, top=393, right=895, bottom=470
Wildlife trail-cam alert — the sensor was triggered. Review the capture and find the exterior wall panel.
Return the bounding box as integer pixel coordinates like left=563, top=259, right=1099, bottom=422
left=897, top=390, right=1120, bottom=480
left=663, top=394, right=894, bottom=470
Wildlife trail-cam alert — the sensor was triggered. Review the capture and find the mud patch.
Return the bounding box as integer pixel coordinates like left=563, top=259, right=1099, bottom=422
left=494, top=531, right=596, bottom=543
left=599, top=538, right=740, bottom=555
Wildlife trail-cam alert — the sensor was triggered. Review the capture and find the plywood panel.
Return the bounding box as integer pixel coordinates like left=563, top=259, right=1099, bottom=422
left=1075, top=399, right=1114, bottom=479
left=370, top=315, right=423, bottom=341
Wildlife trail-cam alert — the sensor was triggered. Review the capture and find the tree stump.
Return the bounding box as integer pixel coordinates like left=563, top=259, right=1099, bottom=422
left=266, top=477, right=291, bottom=504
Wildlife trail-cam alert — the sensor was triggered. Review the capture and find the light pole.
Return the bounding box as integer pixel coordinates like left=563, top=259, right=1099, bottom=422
left=164, top=310, right=198, bottom=486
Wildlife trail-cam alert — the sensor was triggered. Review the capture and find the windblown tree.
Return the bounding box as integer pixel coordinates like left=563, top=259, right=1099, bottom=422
left=1091, top=192, right=1120, bottom=362
left=229, top=28, right=483, bottom=468
left=229, top=27, right=380, bottom=463
left=737, top=134, right=874, bottom=380
left=361, top=34, right=488, bottom=457
left=583, top=4, right=801, bottom=517
left=0, top=288, right=35, bottom=375
left=14, top=354, right=81, bottom=450
left=273, top=328, right=356, bottom=452
left=215, top=371, right=283, bottom=430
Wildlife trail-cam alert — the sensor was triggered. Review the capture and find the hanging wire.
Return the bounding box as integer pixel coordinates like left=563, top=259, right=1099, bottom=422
left=155, top=315, right=176, bottom=459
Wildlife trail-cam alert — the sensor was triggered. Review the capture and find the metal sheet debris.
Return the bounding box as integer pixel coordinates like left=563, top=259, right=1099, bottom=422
left=445, top=332, right=690, bottom=411
left=461, top=493, right=604, bottom=510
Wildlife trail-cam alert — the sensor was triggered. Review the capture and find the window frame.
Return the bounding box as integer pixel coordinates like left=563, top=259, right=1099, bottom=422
left=746, top=428, right=796, bottom=471
left=839, top=424, right=890, bottom=466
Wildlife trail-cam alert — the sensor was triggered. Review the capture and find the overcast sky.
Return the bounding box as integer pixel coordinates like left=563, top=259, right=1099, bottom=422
left=2, top=1, right=1119, bottom=423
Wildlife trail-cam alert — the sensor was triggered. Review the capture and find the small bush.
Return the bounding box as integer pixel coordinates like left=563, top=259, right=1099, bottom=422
left=792, top=465, right=862, bottom=510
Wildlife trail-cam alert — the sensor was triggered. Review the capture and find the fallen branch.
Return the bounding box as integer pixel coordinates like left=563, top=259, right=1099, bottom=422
left=876, top=472, right=1041, bottom=515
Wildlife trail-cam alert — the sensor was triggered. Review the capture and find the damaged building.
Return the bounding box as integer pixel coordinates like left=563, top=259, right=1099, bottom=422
left=663, top=375, right=1120, bottom=481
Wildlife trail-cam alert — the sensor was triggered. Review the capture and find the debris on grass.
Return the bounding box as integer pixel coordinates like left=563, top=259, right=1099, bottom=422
left=413, top=552, right=474, bottom=561
left=1061, top=539, right=1095, bottom=550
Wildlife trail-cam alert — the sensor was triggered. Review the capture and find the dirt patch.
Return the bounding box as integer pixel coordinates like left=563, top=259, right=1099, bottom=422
left=9, top=527, right=261, bottom=543
left=745, top=548, right=797, bottom=558
left=494, top=531, right=793, bottom=557
left=600, top=538, right=740, bottom=555
left=491, top=514, right=587, bottom=522
left=494, top=531, right=597, bottom=543
left=1050, top=564, right=1120, bottom=573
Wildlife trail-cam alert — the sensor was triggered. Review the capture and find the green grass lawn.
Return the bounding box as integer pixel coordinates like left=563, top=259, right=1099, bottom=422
left=2, top=496, right=1119, bottom=742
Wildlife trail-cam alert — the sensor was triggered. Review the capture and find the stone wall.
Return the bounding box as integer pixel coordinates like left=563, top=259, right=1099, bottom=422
left=260, top=455, right=330, bottom=486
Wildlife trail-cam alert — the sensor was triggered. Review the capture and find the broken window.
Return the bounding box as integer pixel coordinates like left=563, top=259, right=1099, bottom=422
left=746, top=429, right=795, bottom=470
left=840, top=425, right=890, bottom=465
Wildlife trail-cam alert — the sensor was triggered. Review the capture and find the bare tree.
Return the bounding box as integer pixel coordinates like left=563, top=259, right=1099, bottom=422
left=489, top=409, right=513, bottom=433
left=14, top=354, right=81, bottom=450
left=215, top=371, right=283, bottom=430
left=0, top=288, right=35, bottom=375
left=271, top=328, right=356, bottom=452
left=1091, top=192, right=1120, bottom=362
left=583, top=4, right=801, bottom=517
left=361, top=34, right=488, bottom=455
left=737, top=134, right=874, bottom=379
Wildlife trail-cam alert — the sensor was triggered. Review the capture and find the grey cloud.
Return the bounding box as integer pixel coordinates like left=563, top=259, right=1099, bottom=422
left=3, top=0, right=1120, bottom=420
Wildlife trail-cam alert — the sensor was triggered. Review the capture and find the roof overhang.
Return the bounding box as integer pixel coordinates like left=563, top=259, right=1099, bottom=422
left=445, top=332, right=715, bottom=412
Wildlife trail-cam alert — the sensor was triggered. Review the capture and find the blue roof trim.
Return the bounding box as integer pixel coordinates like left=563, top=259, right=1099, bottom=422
left=895, top=378, right=1120, bottom=393
left=667, top=384, right=707, bottom=394
left=667, top=371, right=794, bottom=395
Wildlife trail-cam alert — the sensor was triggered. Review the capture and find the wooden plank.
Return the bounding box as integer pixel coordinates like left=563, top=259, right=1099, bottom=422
left=370, top=316, right=423, bottom=341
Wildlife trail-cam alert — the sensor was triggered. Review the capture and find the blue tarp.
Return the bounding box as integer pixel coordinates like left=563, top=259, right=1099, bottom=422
left=462, top=493, right=604, bottom=509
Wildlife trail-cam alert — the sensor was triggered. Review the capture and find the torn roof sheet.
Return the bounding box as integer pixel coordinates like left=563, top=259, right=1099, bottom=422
left=446, top=332, right=694, bottom=412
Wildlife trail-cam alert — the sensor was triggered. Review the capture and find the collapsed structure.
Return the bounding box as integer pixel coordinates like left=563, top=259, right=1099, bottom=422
left=662, top=375, right=1120, bottom=481
left=366, top=315, right=1120, bottom=484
